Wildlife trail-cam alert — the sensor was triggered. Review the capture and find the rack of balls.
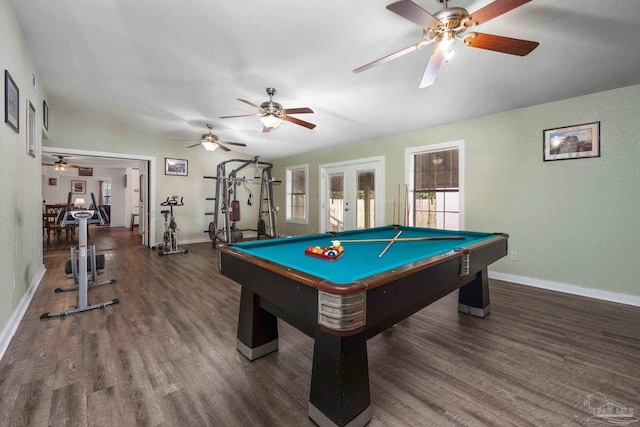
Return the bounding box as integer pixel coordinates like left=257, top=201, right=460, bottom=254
left=304, top=240, right=345, bottom=260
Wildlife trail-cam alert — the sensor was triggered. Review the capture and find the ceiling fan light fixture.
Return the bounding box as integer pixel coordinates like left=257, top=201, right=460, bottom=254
left=201, top=140, right=218, bottom=151
left=260, top=114, right=283, bottom=129
left=442, top=46, right=455, bottom=60
left=438, top=31, right=455, bottom=56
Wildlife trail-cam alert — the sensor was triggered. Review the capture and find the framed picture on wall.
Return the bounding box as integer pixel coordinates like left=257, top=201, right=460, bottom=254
left=71, top=180, right=86, bottom=194
left=165, top=158, right=188, bottom=176
left=48, top=177, right=57, bottom=186
left=4, top=70, right=19, bottom=133
left=43, top=100, right=49, bottom=130
left=26, top=100, right=36, bottom=157
left=78, top=167, right=93, bottom=176
left=543, top=121, right=600, bottom=161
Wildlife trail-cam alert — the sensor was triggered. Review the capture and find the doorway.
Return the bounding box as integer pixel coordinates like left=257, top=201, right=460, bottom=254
left=319, top=157, right=385, bottom=232
left=41, top=147, right=155, bottom=247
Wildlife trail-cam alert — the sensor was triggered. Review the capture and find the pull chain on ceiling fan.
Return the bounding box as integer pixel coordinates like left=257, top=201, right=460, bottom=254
left=220, top=88, right=316, bottom=133
left=354, top=0, right=539, bottom=88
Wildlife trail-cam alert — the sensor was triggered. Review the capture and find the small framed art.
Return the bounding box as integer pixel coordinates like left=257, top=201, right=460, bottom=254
left=71, top=180, right=86, bottom=194
left=4, top=70, right=19, bottom=133
left=165, top=158, right=188, bottom=176
left=26, top=100, right=36, bottom=157
left=543, top=122, right=600, bottom=162
left=78, top=167, right=93, bottom=176
left=43, top=100, right=49, bottom=130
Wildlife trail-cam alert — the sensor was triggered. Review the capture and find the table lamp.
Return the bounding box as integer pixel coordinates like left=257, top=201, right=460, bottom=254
left=74, top=197, right=86, bottom=209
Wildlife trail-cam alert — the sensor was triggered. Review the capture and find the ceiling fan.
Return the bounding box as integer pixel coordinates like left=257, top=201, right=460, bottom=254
left=172, top=124, right=247, bottom=152
left=354, top=0, right=539, bottom=88
left=220, top=87, right=316, bottom=132
left=43, top=155, right=76, bottom=172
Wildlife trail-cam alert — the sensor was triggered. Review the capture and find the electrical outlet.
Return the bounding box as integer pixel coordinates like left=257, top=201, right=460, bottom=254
left=510, top=252, right=518, bottom=261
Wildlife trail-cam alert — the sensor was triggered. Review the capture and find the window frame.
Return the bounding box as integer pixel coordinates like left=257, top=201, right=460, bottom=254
left=404, top=140, right=465, bottom=230
left=285, top=164, right=309, bottom=224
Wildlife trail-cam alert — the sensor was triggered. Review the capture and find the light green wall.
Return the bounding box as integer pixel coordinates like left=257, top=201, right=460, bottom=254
left=273, top=85, right=640, bottom=297
left=1, top=0, right=46, bottom=341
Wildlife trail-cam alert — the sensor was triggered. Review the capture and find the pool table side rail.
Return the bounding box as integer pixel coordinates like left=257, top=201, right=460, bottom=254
left=217, top=233, right=508, bottom=296
left=319, top=233, right=508, bottom=295
left=217, top=244, right=364, bottom=294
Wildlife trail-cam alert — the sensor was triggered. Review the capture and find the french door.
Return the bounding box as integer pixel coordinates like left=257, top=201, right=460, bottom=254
left=320, top=157, right=385, bottom=232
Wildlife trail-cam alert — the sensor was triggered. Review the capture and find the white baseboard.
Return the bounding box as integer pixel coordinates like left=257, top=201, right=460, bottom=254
left=180, top=237, right=212, bottom=245
left=0, top=264, right=45, bottom=362
left=489, top=271, right=640, bottom=308
left=172, top=230, right=262, bottom=247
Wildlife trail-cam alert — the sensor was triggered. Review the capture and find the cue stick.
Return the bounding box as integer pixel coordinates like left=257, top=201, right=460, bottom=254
left=378, top=230, right=402, bottom=258
left=392, top=200, right=397, bottom=225
left=404, top=184, right=409, bottom=226
left=338, top=236, right=466, bottom=243
left=397, top=184, right=401, bottom=227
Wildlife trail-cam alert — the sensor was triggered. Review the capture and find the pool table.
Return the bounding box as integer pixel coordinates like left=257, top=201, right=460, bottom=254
left=218, top=225, right=508, bottom=427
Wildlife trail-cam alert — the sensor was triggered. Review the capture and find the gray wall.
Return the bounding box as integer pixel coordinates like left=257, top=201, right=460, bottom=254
left=273, top=84, right=640, bottom=300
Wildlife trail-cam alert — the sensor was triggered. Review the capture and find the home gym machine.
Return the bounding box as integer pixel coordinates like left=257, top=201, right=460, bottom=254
left=40, top=193, right=119, bottom=319
left=156, top=196, right=188, bottom=256
left=204, top=156, right=278, bottom=247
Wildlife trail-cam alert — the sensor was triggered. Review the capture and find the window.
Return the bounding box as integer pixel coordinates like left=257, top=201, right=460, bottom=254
left=286, top=164, right=308, bottom=224
left=101, top=181, right=112, bottom=205
left=406, top=141, right=464, bottom=230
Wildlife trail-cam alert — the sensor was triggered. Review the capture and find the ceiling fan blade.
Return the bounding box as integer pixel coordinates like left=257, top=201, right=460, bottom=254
left=354, top=40, right=428, bottom=73
left=220, top=113, right=259, bottom=119
left=217, top=144, right=232, bottom=152
left=283, top=115, right=316, bottom=130
left=282, top=107, right=314, bottom=115
left=420, top=48, right=443, bottom=88
left=386, top=0, right=441, bottom=30
left=238, top=98, right=261, bottom=109
left=171, top=139, right=200, bottom=142
left=219, top=141, right=247, bottom=147
left=466, top=0, right=531, bottom=27
left=464, top=32, right=539, bottom=56
left=186, top=143, right=202, bottom=148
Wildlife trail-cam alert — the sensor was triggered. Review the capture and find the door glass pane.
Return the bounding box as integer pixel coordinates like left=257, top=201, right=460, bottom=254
left=356, top=170, right=375, bottom=229
left=329, top=173, right=344, bottom=232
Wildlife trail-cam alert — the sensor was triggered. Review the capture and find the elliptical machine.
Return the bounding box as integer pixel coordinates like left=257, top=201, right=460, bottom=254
left=157, top=196, right=188, bottom=256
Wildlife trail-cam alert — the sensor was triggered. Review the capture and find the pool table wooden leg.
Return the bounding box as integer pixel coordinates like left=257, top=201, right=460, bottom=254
left=458, top=268, right=490, bottom=317
left=309, top=330, right=372, bottom=427
left=236, top=287, right=279, bottom=360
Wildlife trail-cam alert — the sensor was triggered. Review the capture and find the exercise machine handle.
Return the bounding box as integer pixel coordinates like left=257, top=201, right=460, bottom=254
left=160, top=196, right=184, bottom=207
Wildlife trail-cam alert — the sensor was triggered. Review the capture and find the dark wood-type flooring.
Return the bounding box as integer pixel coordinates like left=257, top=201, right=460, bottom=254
left=2, top=227, right=639, bottom=426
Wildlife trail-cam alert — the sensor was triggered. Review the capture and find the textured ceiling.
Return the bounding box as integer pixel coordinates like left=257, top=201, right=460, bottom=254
left=12, top=0, right=640, bottom=159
